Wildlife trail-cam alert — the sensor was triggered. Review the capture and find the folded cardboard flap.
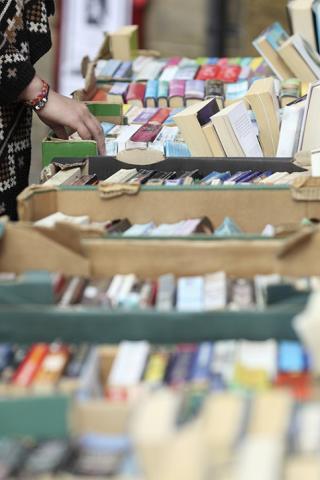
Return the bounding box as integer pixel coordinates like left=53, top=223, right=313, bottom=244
left=276, top=226, right=316, bottom=258
left=116, top=148, right=165, bottom=165
left=35, top=222, right=86, bottom=256
left=291, top=176, right=320, bottom=201
left=0, top=224, right=90, bottom=276
left=17, top=186, right=58, bottom=222
left=98, top=182, right=141, bottom=200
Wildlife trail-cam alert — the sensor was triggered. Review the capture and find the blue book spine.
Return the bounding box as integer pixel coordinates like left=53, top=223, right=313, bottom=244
left=189, top=342, right=213, bottom=382
left=114, top=61, right=132, bottom=78
left=145, top=80, right=159, bottom=99
left=207, top=57, right=219, bottom=65
left=165, top=141, right=191, bottom=157
left=278, top=341, right=305, bottom=373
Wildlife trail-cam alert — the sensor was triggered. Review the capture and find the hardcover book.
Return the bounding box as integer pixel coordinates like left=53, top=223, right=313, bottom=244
left=253, top=22, right=294, bottom=80
left=245, top=77, right=280, bottom=156
left=196, top=64, right=220, bottom=80
left=158, top=80, right=170, bottom=107
left=126, top=83, right=146, bottom=107
left=173, top=97, right=220, bottom=156
left=169, top=80, right=186, bottom=107
left=185, top=80, right=205, bottom=106
left=145, top=80, right=158, bottom=108
left=107, top=82, right=129, bottom=104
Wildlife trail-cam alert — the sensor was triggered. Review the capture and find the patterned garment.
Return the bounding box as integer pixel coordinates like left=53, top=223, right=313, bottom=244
left=0, top=0, right=54, bottom=219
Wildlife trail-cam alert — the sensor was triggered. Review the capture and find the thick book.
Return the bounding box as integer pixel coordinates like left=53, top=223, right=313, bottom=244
left=169, top=80, right=186, bottom=107
left=287, top=0, right=318, bottom=51
left=44, top=167, right=82, bottom=186
left=196, top=64, right=220, bottom=80
left=205, top=79, right=225, bottom=109
left=299, top=80, right=320, bottom=151
left=245, top=77, right=280, bottom=156
left=173, top=97, right=220, bottom=156
left=106, top=341, right=150, bottom=399
left=126, top=83, right=146, bottom=107
left=107, top=82, right=129, bottom=104
left=277, top=101, right=305, bottom=157
left=278, top=34, right=320, bottom=82
left=202, top=122, right=226, bottom=157
left=145, top=80, right=158, bottom=108
left=211, top=100, right=263, bottom=157
left=253, top=22, right=294, bottom=80
left=157, top=80, right=169, bottom=107
left=185, top=80, right=205, bottom=106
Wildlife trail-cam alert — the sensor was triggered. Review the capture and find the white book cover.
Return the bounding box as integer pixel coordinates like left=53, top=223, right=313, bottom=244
left=236, top=339, right=278, bottom=380
left=103, top=168, right=137, bottom=184
left=176, top=276, right=205, bottom=312
left=135, top=60, right=166, bottom=81
left=277, top=102, right=305, bottom=157
left=298, top=80, right=320, bottom=151
left=132, top=56, right=155, bottom=74
left=108, top=341, right=150, bottom=387
left=116, top=124, right=141, bottom=152
left=159, top=66, right=179, bottom=82
left=123, top=222, right=156, bottom=236
left=228, top=102, right=263, bottom=157
left=204, top=272, right=228, bottom=311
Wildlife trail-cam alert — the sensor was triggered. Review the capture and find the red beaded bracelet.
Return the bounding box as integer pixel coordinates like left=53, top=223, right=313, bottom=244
left=24, top=79, right=50, bottom=112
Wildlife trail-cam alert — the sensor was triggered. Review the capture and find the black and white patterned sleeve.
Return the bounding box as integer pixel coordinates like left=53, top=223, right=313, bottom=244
left=0, top=1, right=35, bottom=105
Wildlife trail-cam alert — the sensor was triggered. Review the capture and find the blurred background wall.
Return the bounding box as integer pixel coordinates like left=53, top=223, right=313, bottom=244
left=30, top=0, right=290, bottom=182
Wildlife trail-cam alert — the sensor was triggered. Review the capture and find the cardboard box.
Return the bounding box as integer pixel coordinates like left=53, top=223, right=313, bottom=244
left=0, top=222, right=90, bottom=276
left=42, top=103, right=123, bottom=167
left=110, top=25, right=139, bottom=60
left=18, top=183, right=317, bottom=234
left=48, top=155, right=304, bottom=180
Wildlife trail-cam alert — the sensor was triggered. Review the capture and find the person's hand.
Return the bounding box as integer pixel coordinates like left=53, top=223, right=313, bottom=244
left=19, top=76, right=106, bottom=155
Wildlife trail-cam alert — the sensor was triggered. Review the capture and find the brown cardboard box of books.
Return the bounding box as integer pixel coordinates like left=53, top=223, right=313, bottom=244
left=11, top=183, right=320, bottom=277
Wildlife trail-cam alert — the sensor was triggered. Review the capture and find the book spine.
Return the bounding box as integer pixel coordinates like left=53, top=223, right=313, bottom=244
left=12, top=344, right=49, bottom=387
left=126, top=83, right=146, bottom=102
left=169, top=80, right=186, bottom=98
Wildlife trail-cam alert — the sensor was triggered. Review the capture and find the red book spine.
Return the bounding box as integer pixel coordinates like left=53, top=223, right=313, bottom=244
left=149, top=108, right=171, bottom=124
left=126, top=82, right=146, bottom=102
left=196, top=65, right=220, bottom=81
left=216, top=65, right=241, bottom=83
left=169, top=80, right=185, bottom=98
left=12, top=344, right=49, bottom=387
left=130, top=123, right=162, bottom=142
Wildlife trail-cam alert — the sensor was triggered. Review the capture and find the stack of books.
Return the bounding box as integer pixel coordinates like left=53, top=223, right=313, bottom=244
left=94, top=55, right=272, bottom=107
left=0, top=339, right=311, bottom=398
left=0, top=270, right=315, bottom=311
left=0, top=337, right=318, bottom=478
left=253, top=21, right=320, bottom=83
